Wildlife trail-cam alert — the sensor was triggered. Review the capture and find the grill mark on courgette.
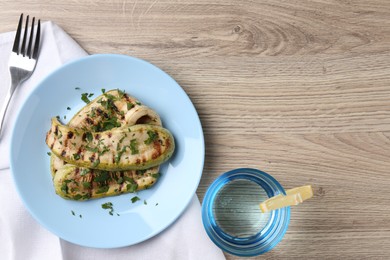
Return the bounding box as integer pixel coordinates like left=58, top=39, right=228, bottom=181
left=85, top=117, right=94, bottom=125
left=111, top=103, right=120, bottom=114
left=64, top=137, right=69, bottom=148
left=76, top=147, right=83, bottom=160
left=112, top=151, right=116, bottom=164
left=67, top=131, right=74, bottom=139
left=124, top=93, right=131, bottom=102
left=152, top=138, right=163, bottom=160
left=96, top=108, right=103, bottom=116
left=89, top=154, right=96, bottom=162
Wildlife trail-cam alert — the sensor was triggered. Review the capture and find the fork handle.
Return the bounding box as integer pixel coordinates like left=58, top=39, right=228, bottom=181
left=0, top=81, right=18, bottom=141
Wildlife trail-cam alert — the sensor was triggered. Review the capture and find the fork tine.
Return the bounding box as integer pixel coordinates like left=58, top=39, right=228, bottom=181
left=12, top=13, right=23, bottom=54
left=32, top=19, right=41, bottom=59
left=21, top=15, right=29, bottom=56
left=27, top=17, right=35, bottom=58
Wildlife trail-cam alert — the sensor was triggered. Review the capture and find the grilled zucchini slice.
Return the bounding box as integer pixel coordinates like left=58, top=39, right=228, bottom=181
left=53, top=165, right=160, bottom=200
left=68, top=89, right=161, bottom=131
left=46, top=117, right=175, bottom=171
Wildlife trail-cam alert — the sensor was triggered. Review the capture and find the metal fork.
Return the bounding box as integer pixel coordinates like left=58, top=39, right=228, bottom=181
left=0, top=13, right=41, bottom=140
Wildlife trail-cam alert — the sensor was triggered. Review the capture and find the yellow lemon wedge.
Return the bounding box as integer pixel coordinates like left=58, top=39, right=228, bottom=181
left=259, top=185, right=313, bottom=213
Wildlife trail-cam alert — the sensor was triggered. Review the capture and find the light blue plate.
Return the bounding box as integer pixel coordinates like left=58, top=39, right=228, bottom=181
left=10, top=54, right=204, bottom=248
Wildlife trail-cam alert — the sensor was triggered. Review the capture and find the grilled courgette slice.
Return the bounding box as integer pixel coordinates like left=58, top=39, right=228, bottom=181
left=68, top=89, right=161, bottom=131
left=46, top=118, right=175, bottom=171
left=53, top=164, right=161, bottom=200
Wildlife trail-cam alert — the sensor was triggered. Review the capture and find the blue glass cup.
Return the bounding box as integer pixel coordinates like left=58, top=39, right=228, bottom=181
left=201, top=168, right=290, bottom=257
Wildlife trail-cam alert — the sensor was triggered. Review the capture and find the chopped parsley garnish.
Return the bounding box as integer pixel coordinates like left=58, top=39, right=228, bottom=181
left=131, top=196, right=140, bottom=203
left=101, top=202, right=115, bottom=215
left=101, top=94, right=119, bottom=109
left=82, top=182, right=91, bottom=188
left=86, top=146, right=98, bottom=153
left=71, top=210, right=75, bottom=216
left=67, top=107, right=71, bottom=110
left=73, top=194, right=82, bottom=200
left=99, top=147, right=110, bottom=156
left=61, top=180, right=70, bottom=194
left=104, top=93, right=117, bottom=101
left=90, top=108, right=96, bottom=117
left=47, top=152, right=51, bottom=156
left=144, top=200, right=147, bottom=205
left=130, top=139, right=139, bottom=154
left=56, top=115, right=60, bottom=120
left=155, top=203, right=159, bottom=206
left=85, top=132, right=93, bottom=142
left=137, top=169, right=147, bottom=175
left=123, top=175, right=135, bottom=184
left=114, top=151, right=123, bottom=164
left=79, top=215, right=82, bottom=218
left=73, top=153, right=80, bottom=160
left=144, top=130, right=158, bottom=145
left=116, top=177, right=124, bottom=184
left=82, top=194, right=91, bottom=200
left=80, top=168, right=90, bottom=176
left=124, top=176, right=135, bottom=183
left=96, top=186, right=109, bottom=194
left=102, top=202, right=113, bottom=209
left=126, top=183, right=138, bottom=193
left=64, top=115, right=67, bottom=119
left=152, top=173, right=161, bottom=179
left=91, top=159, right=100, bottom=168
left=127, top=102, right=134, bottom=110
left=119, top=133, right=127, bottom=144
left=88, top=93, right=94, bottom=98
left=101, top=88, right=106, bottom=93
left=101, top=117, right=121, bottom=131
left=117, top=89, right=126, bottom=99
left=81, top=93, right=91, bottom=104
left=75, top=87, right=80, bottom=90
left=94, top=171, right=109, bottom=182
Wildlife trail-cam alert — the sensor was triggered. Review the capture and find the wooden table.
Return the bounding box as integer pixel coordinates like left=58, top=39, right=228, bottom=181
left=1, top=1, right=390, bottom=259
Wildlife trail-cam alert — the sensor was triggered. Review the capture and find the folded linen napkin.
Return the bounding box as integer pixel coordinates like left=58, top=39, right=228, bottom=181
left=0, top=21, right=225, bottom=260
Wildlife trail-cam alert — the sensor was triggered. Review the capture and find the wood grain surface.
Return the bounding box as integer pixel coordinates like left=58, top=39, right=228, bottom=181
left=1, top=1, right=390, bottom=259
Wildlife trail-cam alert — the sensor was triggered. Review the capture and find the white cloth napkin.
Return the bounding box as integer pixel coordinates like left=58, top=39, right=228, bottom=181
left=0, top=21, right=225, bottom=260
